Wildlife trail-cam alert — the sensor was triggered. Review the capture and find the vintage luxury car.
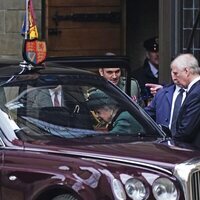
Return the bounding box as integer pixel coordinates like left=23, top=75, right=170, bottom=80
left=0, top=57, right=200, bottom=200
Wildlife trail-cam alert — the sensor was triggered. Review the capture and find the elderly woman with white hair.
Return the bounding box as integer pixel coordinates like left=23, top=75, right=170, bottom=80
left=87, top=89, right=142, bottom=134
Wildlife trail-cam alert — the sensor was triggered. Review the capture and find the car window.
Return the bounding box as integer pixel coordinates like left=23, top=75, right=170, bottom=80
left=0, top=73, right=159, bottom=142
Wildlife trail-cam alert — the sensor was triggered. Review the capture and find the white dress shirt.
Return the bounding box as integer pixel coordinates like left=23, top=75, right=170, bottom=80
left=148, top=61, right=158, bottom=78
left=49, top=88, right=62, bottom=106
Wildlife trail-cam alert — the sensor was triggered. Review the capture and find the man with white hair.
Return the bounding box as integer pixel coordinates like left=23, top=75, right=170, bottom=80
left=170, top=53, right=200, bottom=148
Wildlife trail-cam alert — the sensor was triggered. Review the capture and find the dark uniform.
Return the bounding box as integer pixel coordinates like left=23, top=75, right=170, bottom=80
left=132, top=37, right=159, bottom=106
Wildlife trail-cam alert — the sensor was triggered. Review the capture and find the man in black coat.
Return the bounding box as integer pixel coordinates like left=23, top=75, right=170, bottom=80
left=132, top=36, right=159, bottom=106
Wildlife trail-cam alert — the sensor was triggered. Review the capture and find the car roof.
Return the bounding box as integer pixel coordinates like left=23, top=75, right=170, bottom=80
left=45, top=55, right=130, bottom=70
left=0, top=55, right=130, bottom=73
left=0, top=56, right=131, bottom=94
left=0, top=60, right=97, bottom=77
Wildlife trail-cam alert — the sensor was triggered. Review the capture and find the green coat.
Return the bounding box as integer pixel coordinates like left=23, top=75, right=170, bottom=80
left=108, top=110, right=142, bottom=135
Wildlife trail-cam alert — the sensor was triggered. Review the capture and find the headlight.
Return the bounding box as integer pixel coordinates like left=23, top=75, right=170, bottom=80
left=125, top=178, right=149, bottom=200
left=112, top=179, right=126, bottom=200
left=152, top=177, right=178, bottom=200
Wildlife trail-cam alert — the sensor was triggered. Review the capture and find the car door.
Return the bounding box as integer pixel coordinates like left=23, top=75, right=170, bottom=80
left=1, top=150, right=29, bottom=200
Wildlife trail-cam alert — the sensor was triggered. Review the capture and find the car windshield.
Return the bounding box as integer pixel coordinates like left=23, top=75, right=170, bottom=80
left=0, top=68, right=161, bottom=143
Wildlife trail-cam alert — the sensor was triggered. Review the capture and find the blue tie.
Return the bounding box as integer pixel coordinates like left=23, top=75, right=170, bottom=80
left=171, top=89, right=184, bottom=135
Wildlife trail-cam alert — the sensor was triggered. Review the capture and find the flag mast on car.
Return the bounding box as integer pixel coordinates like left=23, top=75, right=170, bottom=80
left=24, top=0, right=29, bottom=40
left=21, top=0, right=46, bottom=69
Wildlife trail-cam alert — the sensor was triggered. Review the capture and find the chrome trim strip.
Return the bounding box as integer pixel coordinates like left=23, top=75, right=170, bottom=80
left=3, top=146, right=23, bottom=150
left=174, top=157, right=200, bottom=200
left=24, top=147, right=172, bottom=175
left=0, top=137, right=5, bottom=148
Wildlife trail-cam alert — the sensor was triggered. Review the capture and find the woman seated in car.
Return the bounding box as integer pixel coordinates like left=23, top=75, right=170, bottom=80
left=87, top=89, right=141, bottom=134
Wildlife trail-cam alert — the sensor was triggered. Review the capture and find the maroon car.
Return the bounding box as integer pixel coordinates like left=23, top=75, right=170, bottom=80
left=0, top=58, right=199, bottom=200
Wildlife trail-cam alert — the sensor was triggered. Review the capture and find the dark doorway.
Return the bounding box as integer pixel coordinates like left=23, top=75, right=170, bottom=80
left=126, top=0, right=159, bottom=72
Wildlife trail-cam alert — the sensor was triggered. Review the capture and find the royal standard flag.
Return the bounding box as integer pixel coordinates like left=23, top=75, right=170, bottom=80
left=21, top=0, right=38, bottom=40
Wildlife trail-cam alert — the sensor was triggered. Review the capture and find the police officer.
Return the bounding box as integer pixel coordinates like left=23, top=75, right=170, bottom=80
left=132, top=36, right=159, bottom=106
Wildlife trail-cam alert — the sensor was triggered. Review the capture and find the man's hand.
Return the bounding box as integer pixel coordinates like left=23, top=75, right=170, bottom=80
left=145, top=83, right=163, bottom=96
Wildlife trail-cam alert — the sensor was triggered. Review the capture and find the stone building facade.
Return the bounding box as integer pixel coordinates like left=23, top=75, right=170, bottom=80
left=0, top=0, right=41, bottom=59
left=0, top=0, right=200, bottom=84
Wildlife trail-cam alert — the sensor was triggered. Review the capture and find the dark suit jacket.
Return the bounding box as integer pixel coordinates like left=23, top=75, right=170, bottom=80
left=144, top=84, right=175, bottom=127
left=174, top=80, right=200, bottom=148
left=32, top=89, right=64, bottom=107
left=31, top=88, right=93, bottom=129
left=132, top=58, right=159, bottom=103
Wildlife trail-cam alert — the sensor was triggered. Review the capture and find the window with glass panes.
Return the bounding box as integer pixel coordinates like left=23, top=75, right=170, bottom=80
left=182, top=0, right=200, bottom=60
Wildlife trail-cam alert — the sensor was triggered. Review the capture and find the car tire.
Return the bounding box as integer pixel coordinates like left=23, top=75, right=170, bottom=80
left=52, top=194, right=78, bottom=200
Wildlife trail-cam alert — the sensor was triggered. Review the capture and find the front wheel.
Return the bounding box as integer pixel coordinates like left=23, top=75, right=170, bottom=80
left=52, top=194, right=78, bottom=200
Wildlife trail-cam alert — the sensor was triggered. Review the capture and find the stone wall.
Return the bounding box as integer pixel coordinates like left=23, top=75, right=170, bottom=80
left=0, top=0, right=41, bottom=60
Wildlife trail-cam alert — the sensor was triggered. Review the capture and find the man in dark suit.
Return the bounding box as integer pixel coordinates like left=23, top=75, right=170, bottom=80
left=170, top=53, right=200, bottom=148
left=132, top=36, right=159, bottom=106
left=32, top=85, right=64, bottom=107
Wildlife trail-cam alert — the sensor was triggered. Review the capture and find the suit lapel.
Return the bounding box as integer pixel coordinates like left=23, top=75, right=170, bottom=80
left=144, top=62, right=156, bottom=79
left=46, top=90, right=53, bottom=106
left=179, top=80, right=200, bottom=116
left=187, top=79, right=200, bottom=95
